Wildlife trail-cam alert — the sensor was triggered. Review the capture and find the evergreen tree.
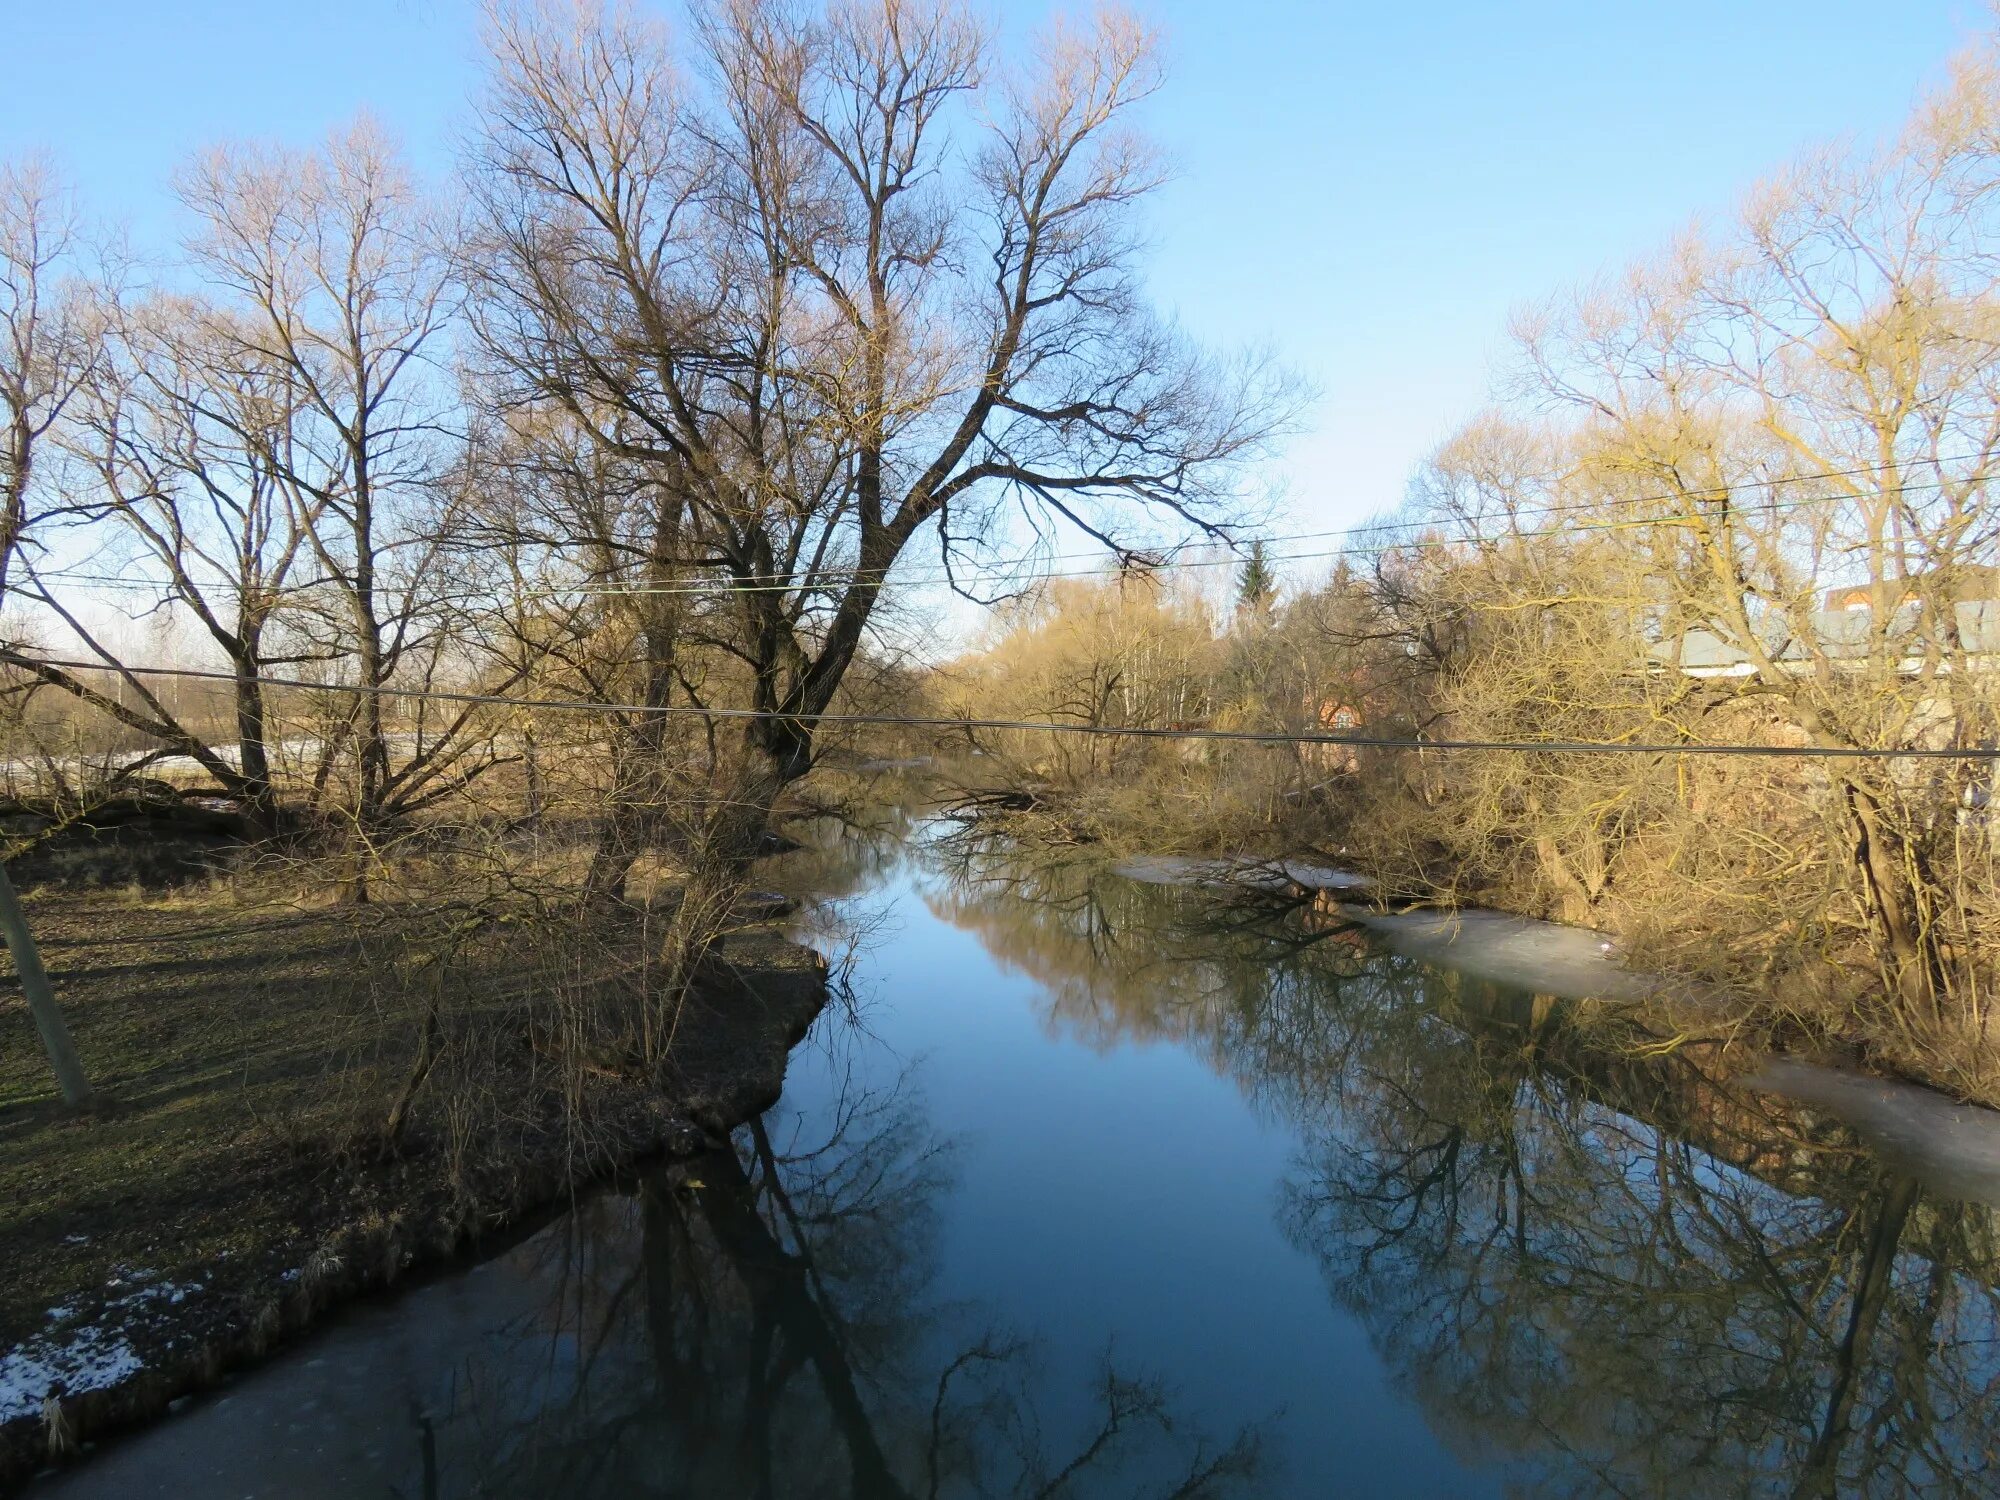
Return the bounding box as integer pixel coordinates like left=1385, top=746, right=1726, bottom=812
left=1237, top=539, right=1276, bottom=615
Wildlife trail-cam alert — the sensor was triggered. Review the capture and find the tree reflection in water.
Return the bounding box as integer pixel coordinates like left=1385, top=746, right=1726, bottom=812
left=915, top=830, right=2000, bottom=1498
left=414, top=1052, right=1262, bottom=1498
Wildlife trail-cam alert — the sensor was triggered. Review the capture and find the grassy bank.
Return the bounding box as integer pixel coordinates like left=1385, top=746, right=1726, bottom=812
left=0, top=873, right=827, bottom=1490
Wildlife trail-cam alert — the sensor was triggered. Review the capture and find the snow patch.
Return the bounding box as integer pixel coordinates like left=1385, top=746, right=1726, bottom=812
left=0, top=1326, right=143, bottom=1422
left=1, top=1272, right=209, bottom=1422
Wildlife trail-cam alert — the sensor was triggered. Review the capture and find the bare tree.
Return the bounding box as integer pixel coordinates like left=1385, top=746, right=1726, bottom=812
left=25, top=293, right=329, bottom=827
left=0, top=156, right=94, bottom=601
left=464, top=0, right=1288, bottom=1025
left=177, top=121, right=480, bottom=889
left=466, top=404, right=710, bottom=906
left=1507, top=53, right=2000, bottom=1019
left=1279, top=44, right=2000, bottom=1071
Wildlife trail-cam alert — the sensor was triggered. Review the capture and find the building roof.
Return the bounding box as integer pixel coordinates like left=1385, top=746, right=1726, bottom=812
left=1664, top=599, right=2000, bottom=677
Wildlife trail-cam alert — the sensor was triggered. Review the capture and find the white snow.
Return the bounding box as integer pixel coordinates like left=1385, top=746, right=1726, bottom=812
left=0, top=1326, right=144, bottom=1422
left=1, top=1273, right=207, bottom=1423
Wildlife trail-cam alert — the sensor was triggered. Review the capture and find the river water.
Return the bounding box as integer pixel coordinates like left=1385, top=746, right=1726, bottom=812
left=32, top=825, right=2000, bottom=1497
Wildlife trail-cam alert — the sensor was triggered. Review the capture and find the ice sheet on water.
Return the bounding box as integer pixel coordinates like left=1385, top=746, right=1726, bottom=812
left=1747, top=1058, right=2000, bottom=1209
left=1342, top=906, right=1663, bottom=1005
left=1270, top=859, right=1375, bottom=891
left=1111, top=855, right=1374, bottom=892
left=1110, top=856, right=1241, bottom=887
left=1112, top=855, right=1659, bottom=1004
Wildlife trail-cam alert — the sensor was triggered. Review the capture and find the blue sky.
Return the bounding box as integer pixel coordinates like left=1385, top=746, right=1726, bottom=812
left=2, top=0, right=1985, bottom=549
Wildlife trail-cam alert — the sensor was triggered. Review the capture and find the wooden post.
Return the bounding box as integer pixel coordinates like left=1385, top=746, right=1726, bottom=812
left=0, top=862, right=90, bottom=1108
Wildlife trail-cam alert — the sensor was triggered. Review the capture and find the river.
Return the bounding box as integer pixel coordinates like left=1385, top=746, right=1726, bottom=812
left=30, top=821, right=2000, bottom=1497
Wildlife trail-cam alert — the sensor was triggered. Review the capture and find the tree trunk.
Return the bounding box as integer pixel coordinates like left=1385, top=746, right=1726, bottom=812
left=522, top=722, right=543, bottom=827
left=0, top=862, right=90, bottom=1108
left=1840, top=779, right=1941, bottom=1016
left=639, top=748, right=788, bottom=1068
left=232, top=657, right=277, bottom=833
left=0, top=428, right=27, bottom=603
left=344, top=475, right=387, bottom=906
left=583, top=831, right=645, bottom=909
left=584, top=486, right=686, bottom=909
left=1533, top=833, right=1596, bottom=925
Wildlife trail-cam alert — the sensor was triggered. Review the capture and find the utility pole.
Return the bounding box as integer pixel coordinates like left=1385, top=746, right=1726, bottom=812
left=0, top=862, right=90, bottom=1108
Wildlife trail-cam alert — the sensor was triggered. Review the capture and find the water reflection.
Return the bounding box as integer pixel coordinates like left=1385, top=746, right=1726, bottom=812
left=912, top=829, right=2000, bottom=1498
left=389, top=1058, right=1263, bottom=1499
left=1285, top=1071, right=2000, bottom=1498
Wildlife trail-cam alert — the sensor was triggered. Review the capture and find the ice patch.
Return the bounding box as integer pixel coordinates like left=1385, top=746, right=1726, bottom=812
left=1344, top=906, right=1663, bottom=1005
left=1269, top=859, right=1375, bottom=892
left=1111, top=854, right=1374, bottom=893
left=1747, top=1058, right=2000, bottom=1209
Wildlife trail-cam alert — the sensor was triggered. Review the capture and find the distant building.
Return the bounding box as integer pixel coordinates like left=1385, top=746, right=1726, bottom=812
left=1655, top=574, right=1999, bottom=807
left=1664, top=569, right=2000, bottom=680
left=1306, top=697, right=1363, bottom=773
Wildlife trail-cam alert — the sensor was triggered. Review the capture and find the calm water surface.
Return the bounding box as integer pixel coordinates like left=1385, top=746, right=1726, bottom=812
left=36, top=827, right=2000, bottom=1497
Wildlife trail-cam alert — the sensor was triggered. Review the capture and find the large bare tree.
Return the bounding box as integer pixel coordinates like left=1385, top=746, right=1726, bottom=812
left=0, top=156, right=94, bottom=602
left=465, top=0, right=1286, bottom=937
left=176, top=122, right=511, bottom=888
left=17, top=294, right=326, bottom=827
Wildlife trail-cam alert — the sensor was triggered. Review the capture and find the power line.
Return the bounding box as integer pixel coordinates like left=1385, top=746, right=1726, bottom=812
left=487, top=475, right=1978, bottom=598
left=540, top=450, right=1991, bottom=591
left=32, top=465, right=1991, bottom=606
left=19, top=656, right=1998, bottom=762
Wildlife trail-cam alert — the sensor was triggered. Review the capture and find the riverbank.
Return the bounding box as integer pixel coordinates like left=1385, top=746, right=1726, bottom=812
left=0, top=880, right=828, bottom=1491
left=943, top=768, right=2000, bottom=1108
left=1109, top=846, right=2000, bottom=1194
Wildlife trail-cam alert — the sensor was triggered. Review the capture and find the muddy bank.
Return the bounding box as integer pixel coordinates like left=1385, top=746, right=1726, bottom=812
left=0, top=924, right=828, bottom=1494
